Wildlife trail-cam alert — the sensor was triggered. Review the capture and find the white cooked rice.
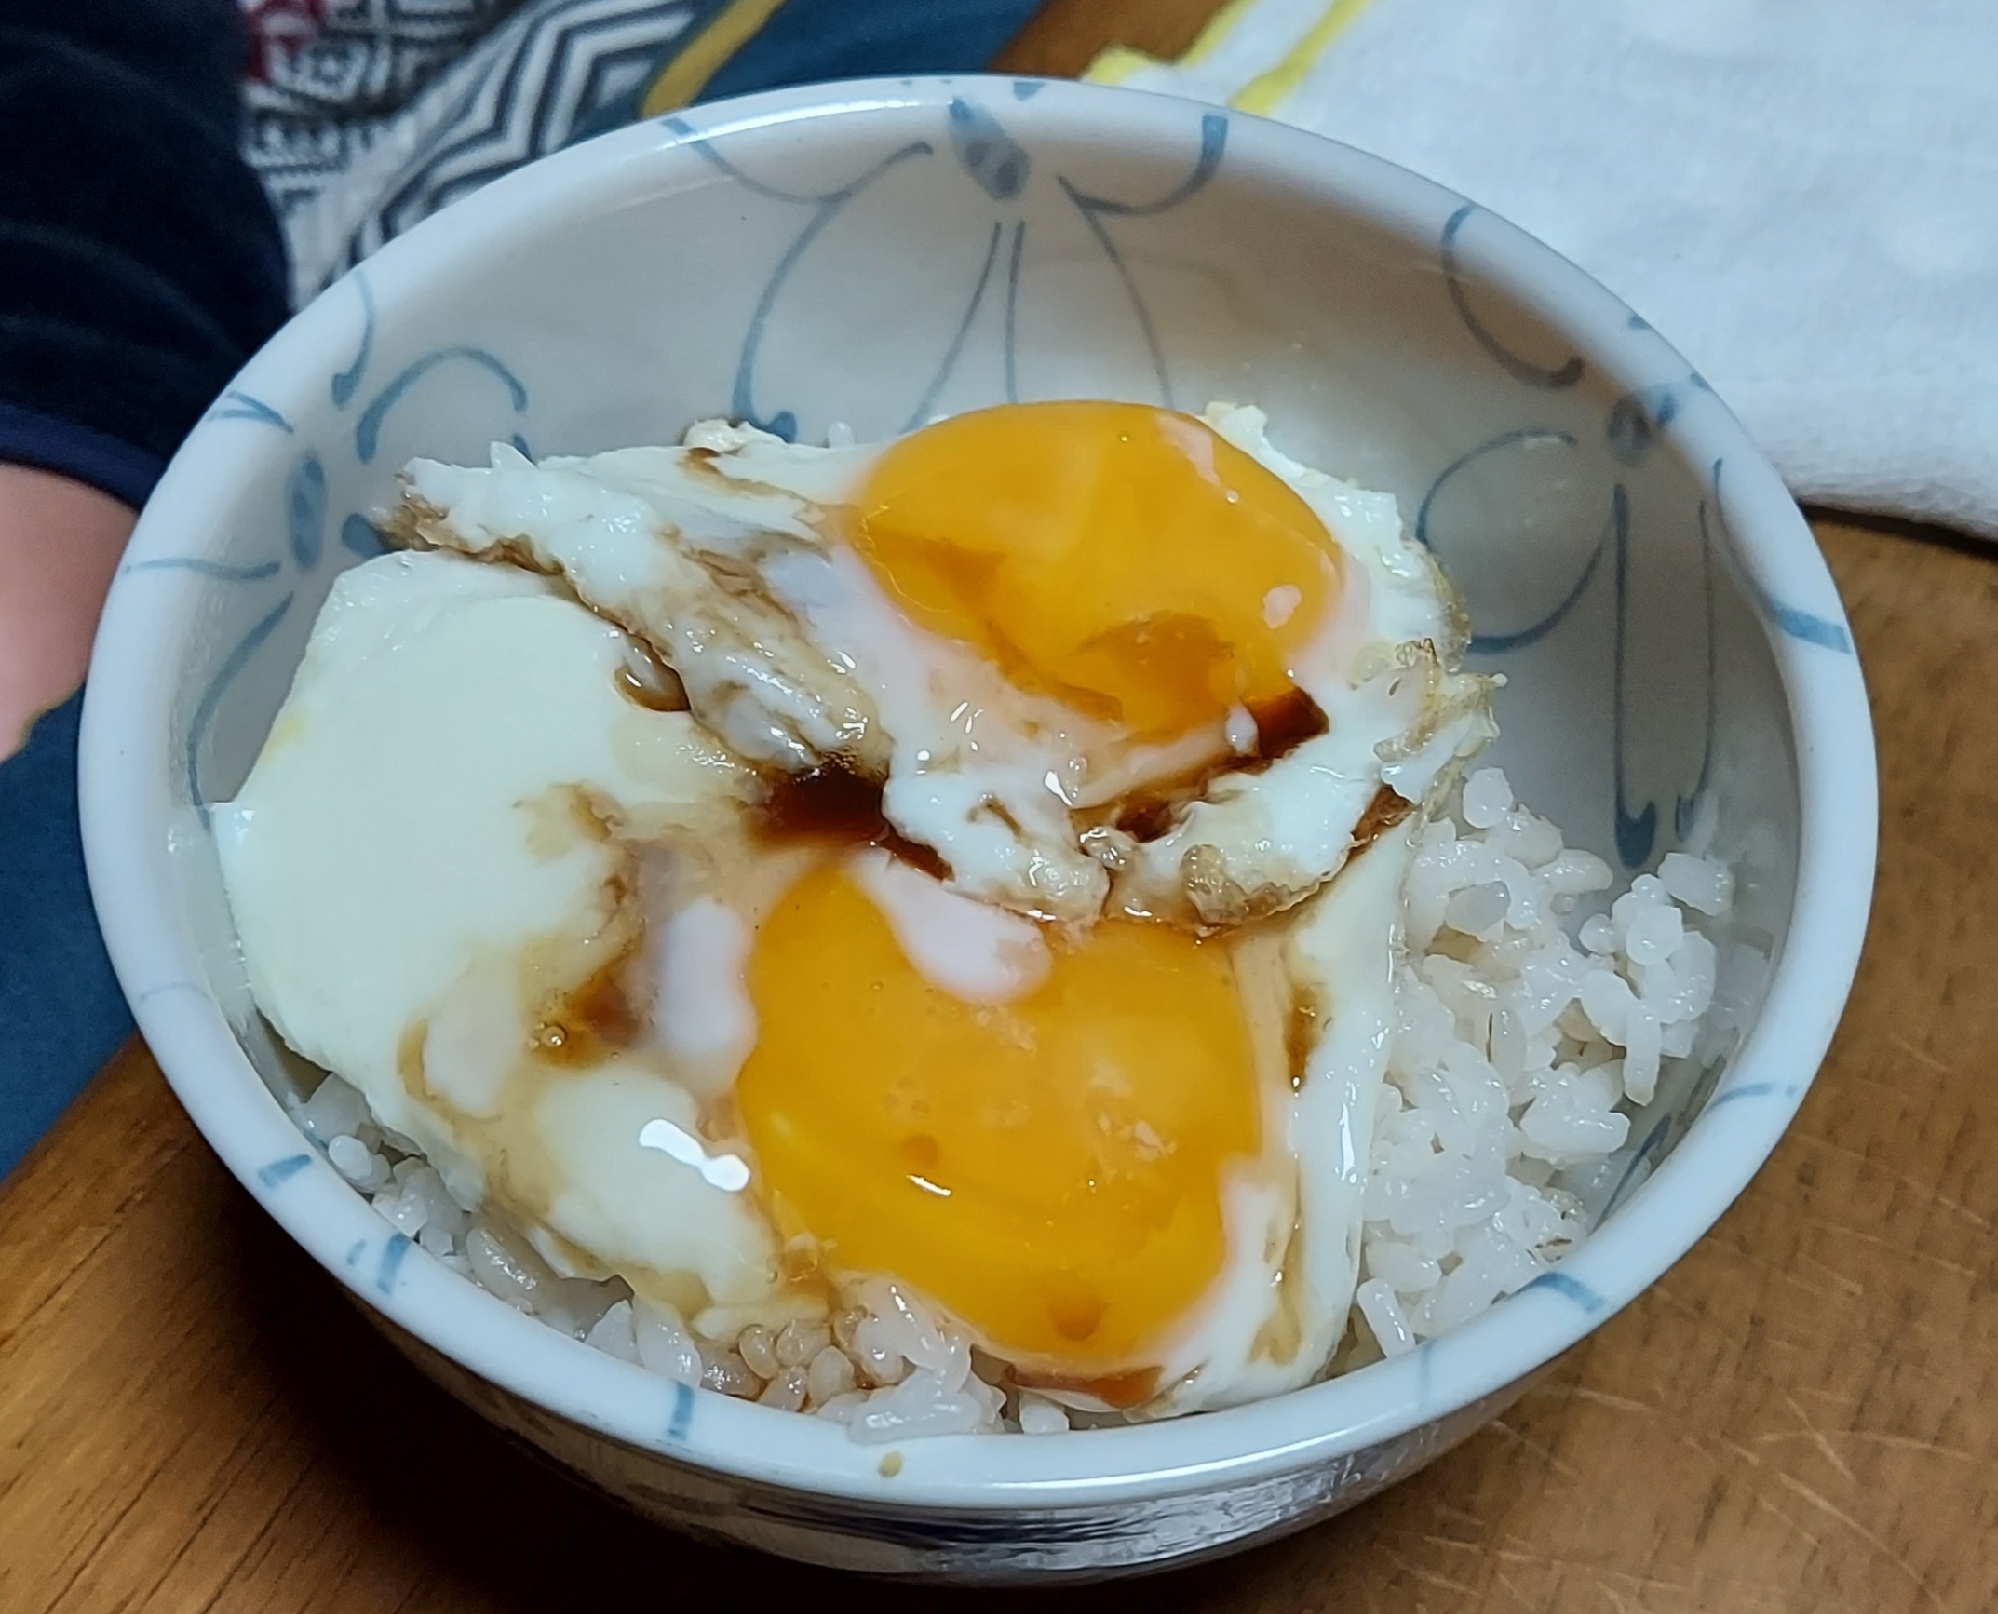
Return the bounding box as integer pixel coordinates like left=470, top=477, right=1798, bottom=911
left=294, top=767, right=1735, bottom=1436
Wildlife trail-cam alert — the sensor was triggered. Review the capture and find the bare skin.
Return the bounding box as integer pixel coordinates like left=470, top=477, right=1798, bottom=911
left=0, top=465, right=133, bottom=760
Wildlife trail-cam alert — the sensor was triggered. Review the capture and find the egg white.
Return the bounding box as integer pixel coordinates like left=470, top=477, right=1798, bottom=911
left=216, top=549, right=782, bottom=1312
left=1145, top=819, right=1415, bottom=1415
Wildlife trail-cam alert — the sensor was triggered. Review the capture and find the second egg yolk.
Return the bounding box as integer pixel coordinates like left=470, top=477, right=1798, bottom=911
left=734, top=861, right=1263, bottom=1372
left=853, top=400, right=1341, bottom=738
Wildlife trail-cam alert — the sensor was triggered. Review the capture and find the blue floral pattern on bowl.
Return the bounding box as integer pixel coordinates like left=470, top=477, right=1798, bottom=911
left=90, top=76, right=1871, bottom=1580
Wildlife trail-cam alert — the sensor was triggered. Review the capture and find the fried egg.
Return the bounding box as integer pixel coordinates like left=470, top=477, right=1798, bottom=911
left=222, top=401, right=1497, bottom=1416
left=395, top=402, right=1491, bottom=929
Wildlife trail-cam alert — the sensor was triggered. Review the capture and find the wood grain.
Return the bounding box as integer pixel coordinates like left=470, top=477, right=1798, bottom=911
left=5, top=5, right=1994, bottom=1608
left=991, top=0, right=1227, bottom=72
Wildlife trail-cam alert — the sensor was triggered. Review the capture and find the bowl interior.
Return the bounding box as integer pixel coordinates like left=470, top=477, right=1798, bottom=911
left=88, top=76, right=1856, bottom=1500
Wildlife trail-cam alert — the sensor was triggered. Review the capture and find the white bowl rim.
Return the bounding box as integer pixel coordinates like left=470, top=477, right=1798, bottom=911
left=79, top=73, right=1876, bottom=1512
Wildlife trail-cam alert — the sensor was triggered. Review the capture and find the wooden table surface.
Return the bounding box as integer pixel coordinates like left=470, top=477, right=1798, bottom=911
left=6, top=4, right=1994, bottom=1609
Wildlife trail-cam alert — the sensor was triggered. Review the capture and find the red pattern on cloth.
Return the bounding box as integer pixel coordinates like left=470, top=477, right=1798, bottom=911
left=240, top=0, right=327, bottom=82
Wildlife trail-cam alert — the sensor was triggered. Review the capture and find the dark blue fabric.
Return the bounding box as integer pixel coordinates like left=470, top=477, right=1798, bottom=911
left=0, top=5, right=288, bottom=464
left=700, top=0, right=1044, bottom=102
left=0, top=403, right=164, bottom=514
left=1, top=0, right=284, bottom=1177
left=0, top=693, right=129, bottom=1175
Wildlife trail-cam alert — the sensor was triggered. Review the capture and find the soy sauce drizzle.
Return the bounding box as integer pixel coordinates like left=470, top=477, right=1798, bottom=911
left=532, top=946, right=644, bottom=1066
left=1011, top=1362, right=1162, bottom=1412
left=759, top=763, right=951, bottom=881
left=1284, top=986, right=1323, bottom=1091
left=1111, top=688, right=1330, bottom=844
left=1247, top=687, right=1329, bottom=761
left=613, top=641, right=688, bottom=712
left=1349, top=782, right=1414, bottom=853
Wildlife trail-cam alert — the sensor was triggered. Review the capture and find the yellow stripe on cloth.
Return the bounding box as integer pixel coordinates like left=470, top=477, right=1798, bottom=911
left=639, top=0, right=790, bottom=118
left=1084, top=0, right=1372, bottom=103
left=1084, top=0, right=1267, bottom=85
left=1230, top=0, right=1376, bottom=115
left=1084, top=44, right=1157, bottom=84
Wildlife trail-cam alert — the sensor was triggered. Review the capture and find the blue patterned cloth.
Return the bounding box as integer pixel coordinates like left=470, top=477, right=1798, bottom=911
left=1, top=692, right=130, bottom=1171
left=0, top=0, right=1042, bottom=1178
left=265, top=0, right=1046, bottom=301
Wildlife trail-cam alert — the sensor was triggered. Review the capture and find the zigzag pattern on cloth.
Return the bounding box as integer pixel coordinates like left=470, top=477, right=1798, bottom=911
left=261, top=0, right=704, bottom=301
left=243, top=0, right=533, bottom=225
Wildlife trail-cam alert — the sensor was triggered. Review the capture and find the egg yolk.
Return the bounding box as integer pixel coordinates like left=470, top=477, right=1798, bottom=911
left=853, top=400, right=1341, bottom=738
left=735, top=862, right=1262, bottom=1370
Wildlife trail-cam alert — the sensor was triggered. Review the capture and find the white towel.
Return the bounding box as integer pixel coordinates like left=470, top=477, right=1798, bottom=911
left=1102, top=0, right=1998, bottom=537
